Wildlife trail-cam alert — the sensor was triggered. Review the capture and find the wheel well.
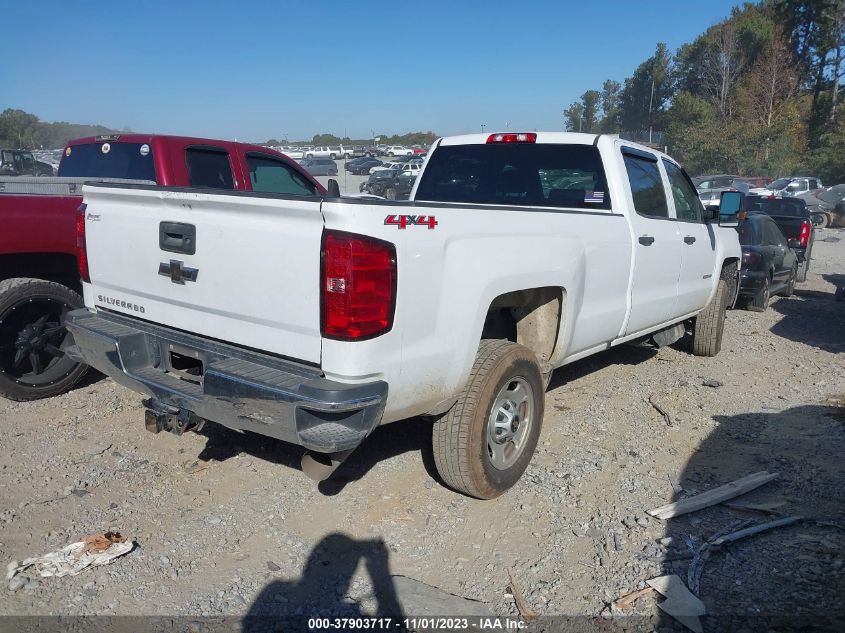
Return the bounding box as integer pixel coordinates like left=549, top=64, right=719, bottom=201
left=481, top=287, right=564, bottom=366
left=0, top=253, right=80, bottom=292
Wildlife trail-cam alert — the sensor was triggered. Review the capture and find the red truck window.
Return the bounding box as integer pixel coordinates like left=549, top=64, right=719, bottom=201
left=246, top=153, right=316, bottom=196
left=185, top=148, right=234, bottom=190
left=60, top=143, right=156, bottom=181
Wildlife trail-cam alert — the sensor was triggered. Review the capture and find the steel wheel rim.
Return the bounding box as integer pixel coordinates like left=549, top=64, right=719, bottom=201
left=486, top=376, right=534, bottom=470
left=0, top=297, right=77, bottom=386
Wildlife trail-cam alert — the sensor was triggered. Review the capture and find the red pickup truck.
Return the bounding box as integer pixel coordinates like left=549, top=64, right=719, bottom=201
left=0, top=134, right=326, bottom=401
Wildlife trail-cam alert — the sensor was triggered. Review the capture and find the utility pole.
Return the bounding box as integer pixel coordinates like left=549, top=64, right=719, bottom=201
left=648, top=59, right=655, bottom=144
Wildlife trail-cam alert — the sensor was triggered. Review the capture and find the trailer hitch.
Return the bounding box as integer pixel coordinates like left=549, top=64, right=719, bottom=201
left=143, top=398, right=205, bottom=435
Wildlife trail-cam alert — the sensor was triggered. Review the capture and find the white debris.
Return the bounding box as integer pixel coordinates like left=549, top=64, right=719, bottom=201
left=7, top=534, right=134, bottom=579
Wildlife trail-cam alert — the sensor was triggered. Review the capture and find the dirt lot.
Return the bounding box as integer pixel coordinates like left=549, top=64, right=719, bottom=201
left=1, top=228, right=843, bottom=632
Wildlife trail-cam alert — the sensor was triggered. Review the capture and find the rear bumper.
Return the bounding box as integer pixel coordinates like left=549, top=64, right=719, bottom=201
left=65, top=309, right=387, bottom=453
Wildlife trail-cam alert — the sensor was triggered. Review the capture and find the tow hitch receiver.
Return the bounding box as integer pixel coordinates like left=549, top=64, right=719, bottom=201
left=143, top=398, right=205, bottom=435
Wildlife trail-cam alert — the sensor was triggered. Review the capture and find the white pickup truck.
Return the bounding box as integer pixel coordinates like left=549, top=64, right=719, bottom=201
left=66, top=132, right=741, bottom=499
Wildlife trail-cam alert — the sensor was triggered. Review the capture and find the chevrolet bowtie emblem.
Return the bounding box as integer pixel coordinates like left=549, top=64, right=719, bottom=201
left=158, top=259, right=198, bottom=285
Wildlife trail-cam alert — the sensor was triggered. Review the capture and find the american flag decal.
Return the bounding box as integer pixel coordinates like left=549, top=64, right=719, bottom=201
left=584, top=191, right=605, bottom=203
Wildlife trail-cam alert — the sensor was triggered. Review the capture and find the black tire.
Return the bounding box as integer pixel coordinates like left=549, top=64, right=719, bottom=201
left=432, top=340, right=544, bottom=499
left=811, top=212, right=827, bottom=228
left=0, top=278, right=88, bottom=401
left=370, top=184, right=384, bottom=196
left=780, top=263, right=797, bottom=297
left=384, top=187, right=397, bottom=200
left=747, top=274, right=771, bottom=313
left=797, top=259, right=808, bottom=283
left=330, top=154, right=336, bottom=160
left=692, top=279, right=728, bottom=356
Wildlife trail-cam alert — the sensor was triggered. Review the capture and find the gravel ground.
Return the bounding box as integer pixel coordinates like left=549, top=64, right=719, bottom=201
left=1, top=228, right=843, bottom=632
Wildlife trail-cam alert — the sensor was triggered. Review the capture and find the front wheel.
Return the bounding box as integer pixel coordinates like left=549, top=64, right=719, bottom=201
left=0, top=278, right=88, bottom=401
left=384, top=187, right=396, bottom=200
left=692, top=279, right=727, bottom=356
left=432, top=340, right=544, bottom=499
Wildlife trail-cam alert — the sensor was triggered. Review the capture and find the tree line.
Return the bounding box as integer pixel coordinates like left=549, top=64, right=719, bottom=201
left=0, top=109, right=123, bottom=150
left=563, top=0, right=844, bottom=181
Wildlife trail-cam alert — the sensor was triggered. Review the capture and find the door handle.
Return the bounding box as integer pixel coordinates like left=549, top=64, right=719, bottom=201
left=684, top=236, right=696, bottom=244
left=638, top=235, right=655, bottom=246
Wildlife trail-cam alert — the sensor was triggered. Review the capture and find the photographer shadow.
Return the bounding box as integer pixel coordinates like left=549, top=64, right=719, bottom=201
left=243, top=532, right=404, bottom=632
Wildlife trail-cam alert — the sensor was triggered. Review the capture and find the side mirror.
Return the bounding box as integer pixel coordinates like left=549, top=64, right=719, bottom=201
left=326, top=179, right=341, bottom=197
left=718, top=191, right=742, bottom=227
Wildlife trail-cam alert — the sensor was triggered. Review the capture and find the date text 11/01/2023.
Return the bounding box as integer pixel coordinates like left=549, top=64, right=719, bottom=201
left=308, top=616, right=528, bottom=630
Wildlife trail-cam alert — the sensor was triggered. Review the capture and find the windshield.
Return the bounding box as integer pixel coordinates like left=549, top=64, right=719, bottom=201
left=59, top=142, right=156, bottom=180
left=768, top=178, right=791, bottom=190
left=416, top=143, right=611, bottom=209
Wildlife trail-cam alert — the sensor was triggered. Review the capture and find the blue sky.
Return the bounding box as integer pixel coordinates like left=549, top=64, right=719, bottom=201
left=5, top=0, right=741, bottom=142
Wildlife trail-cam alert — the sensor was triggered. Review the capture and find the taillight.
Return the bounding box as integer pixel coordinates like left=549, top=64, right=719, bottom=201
left=486, top=133, right=537, bottom=144
left=742, top=251, right=762, bottom=268
left=799, top=220, right=811, bottom=248
left=321, top=230, right=396, bottom=341
left=76, top=203, right=90, bottom=282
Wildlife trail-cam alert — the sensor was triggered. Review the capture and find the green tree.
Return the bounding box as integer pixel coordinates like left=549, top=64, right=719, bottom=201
left=563, top=102, right=584, bottom=132
left=619, top=43, right=674, bottom=132
left=0, top=109, right=42, bottom=148
left=581, top=90, right=601, bottom=133
left=599, top=80, right=622, bottom=132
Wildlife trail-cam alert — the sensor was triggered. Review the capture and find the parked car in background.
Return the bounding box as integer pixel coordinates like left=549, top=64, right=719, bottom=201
left=0, top=149, right=55, bottom=176
left=359, top=167, right=403, bottom=195
left=299, top=157, right=338, bottom=176
left=385, top=145, right=412, bottom=157
left=305, top=146, right=340, bottom=159
left=396, top=161, right=423, bottom=178
left=749, top=176, right=823, bottom=197
left=744, top=196, right=814, bottom=282
left=797, top=183, right=845, bottom=228
left=694, top=174, right=750, bottom=208
left=345, top=157, right=384, bottom=175
left=383, top=172, right=416, bottom=200
left=412, top=147, right=428, bottom=156
left=735, top=212, right=798, bottom=311
left=279, top=147, right=305, bottom=160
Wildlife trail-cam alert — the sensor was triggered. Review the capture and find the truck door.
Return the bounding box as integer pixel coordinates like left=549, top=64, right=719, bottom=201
left=663, top=159, right=715, bottom=316
left=620, top=146, right=682, bottom=336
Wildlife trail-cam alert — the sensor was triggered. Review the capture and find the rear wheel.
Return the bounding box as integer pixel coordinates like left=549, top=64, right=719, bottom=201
left=432, top=340, right=544, bottom=499
left=747, top=274, right=771, bottom=312
left=797, top=259, right=809, bottom=283
left=384, top=187, right=396, bottom=200
left=692, top=279, right=727, bottom=356
left=0, top=278, right=88, bottom=401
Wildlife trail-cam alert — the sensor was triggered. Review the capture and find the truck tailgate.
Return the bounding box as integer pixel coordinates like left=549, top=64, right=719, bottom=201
left=82, top=184, right=324, bottom=364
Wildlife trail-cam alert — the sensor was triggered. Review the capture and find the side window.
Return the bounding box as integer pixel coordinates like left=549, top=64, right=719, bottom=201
left=246, top=154, right=317, bottom=196
left=623, top=153, right=669, bottom=218
left=185, top=148, right=234, bottom=189
left=663, top=160, right=703, bottom=222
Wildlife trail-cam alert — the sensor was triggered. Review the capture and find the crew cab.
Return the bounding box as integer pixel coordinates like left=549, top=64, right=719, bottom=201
left=65, top=132, right=741, bottom=498
left=0, top=134, right=324, bottom=401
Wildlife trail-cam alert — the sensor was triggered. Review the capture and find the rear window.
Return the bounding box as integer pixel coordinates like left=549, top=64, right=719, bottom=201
left=185, top=148, right=234, bottom=189
left=415, top=143, right=611, bottom=210
left=59, top=142, right=156, bottom=180
left=746, top=198, right=807, bottom=217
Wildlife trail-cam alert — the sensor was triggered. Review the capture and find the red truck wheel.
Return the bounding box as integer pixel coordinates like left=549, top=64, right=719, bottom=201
left=0, top=278, right=88, bottom=401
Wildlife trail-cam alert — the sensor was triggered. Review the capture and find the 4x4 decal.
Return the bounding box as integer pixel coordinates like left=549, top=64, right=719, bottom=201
left=384, top=214, right=438, bottom=229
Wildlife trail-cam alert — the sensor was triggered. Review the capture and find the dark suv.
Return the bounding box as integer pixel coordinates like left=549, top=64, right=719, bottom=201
left=0, top=149, right=55, bottom=176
